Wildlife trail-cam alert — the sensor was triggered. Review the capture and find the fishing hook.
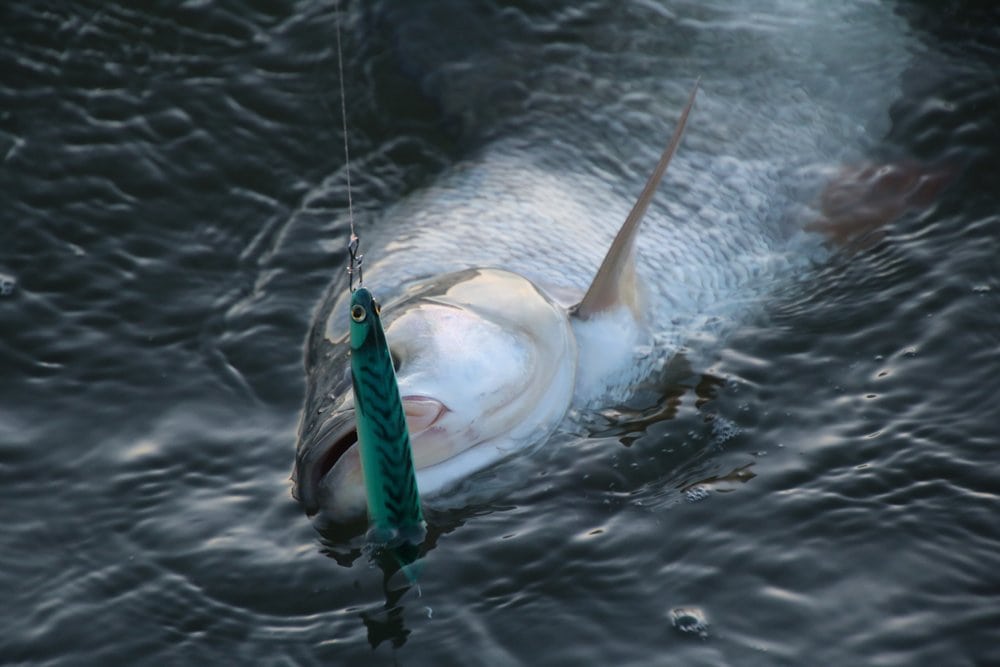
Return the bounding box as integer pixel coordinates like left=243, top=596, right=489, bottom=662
left=347, top=232, right=363, bottom=292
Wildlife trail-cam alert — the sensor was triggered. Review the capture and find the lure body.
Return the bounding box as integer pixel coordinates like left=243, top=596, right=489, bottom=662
left=349, top=287, right=425, bottom=543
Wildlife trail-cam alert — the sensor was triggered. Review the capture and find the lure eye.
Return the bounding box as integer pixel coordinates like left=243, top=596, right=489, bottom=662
left=373, top=300, right=381, bottom=316
left=350, top=304, right=367, bottom=322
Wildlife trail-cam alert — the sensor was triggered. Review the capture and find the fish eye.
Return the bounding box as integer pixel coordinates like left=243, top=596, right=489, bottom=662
left=350, top=304, right=366, bottom=322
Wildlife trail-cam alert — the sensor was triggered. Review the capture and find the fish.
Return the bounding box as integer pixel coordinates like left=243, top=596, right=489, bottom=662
left=293, top=5, right=947, bottom=523
left=293, top=83, right=701, bottom=521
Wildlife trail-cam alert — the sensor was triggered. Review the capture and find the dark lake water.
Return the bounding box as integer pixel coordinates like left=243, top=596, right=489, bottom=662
left=2, top=1, right=998, bottom=665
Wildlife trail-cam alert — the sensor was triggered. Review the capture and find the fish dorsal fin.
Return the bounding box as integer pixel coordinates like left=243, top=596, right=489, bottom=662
left=573, top=79, right=699, bottom=320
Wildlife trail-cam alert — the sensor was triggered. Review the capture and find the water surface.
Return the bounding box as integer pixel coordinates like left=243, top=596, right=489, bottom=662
left=2, top=1, right=998, bottom=665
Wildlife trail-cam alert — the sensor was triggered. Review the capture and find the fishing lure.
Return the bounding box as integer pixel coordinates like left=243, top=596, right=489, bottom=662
left=335, top=3, right=423, bottom=559
left=349, top=286, right=426, bottom=545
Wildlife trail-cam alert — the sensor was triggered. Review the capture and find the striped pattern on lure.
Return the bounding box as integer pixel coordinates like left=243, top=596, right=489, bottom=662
left=349, top=287, right=425, bottom=543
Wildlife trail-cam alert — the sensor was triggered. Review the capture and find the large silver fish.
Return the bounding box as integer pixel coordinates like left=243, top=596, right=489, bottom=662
left=296, top=84, right=704, bottom=520
left=293, top=1, right=943, bottom=521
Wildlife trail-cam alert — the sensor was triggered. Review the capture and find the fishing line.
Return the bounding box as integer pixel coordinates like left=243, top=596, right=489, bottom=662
left=334, top=2, right=426, bottom=576
left=334, top=0, right=362, bottom=292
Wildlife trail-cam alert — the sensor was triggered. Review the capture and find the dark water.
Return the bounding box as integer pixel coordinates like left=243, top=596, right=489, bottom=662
left=2, top=1, right=998, bottom=665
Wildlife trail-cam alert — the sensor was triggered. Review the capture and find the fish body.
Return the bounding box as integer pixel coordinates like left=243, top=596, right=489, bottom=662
left=294, top=1, right=920, bottom=521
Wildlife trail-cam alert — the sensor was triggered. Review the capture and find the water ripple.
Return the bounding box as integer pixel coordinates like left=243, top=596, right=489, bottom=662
left=2, top=1, right=999, bottom=665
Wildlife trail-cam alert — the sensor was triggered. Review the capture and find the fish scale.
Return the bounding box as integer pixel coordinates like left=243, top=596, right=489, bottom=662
left=329, top=146, right=820, bottom=365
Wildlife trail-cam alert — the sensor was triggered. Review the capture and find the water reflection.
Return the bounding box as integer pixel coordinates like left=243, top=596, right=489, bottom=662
left=319, top=516, right=462, bottom=649
left=585, top=361, right=728, bottom=443
left=360, top=592, right=411, bottom=650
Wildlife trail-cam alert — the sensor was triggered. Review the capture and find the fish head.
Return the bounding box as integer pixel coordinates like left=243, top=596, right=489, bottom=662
left=293, top=268, right=577, bottom=521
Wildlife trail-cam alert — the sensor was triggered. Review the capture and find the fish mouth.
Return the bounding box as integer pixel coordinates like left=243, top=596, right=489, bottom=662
left=293, top=409, right=358, bottom=516
left=293, top=396, right=447, bottom=517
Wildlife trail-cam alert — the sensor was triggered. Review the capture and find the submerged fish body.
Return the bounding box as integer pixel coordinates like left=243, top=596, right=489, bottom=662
left=294, top=1, right=920, bottom=521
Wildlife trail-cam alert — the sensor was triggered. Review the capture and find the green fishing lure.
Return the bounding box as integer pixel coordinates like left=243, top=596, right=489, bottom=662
left=349, top=287, right=426, bottom=544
